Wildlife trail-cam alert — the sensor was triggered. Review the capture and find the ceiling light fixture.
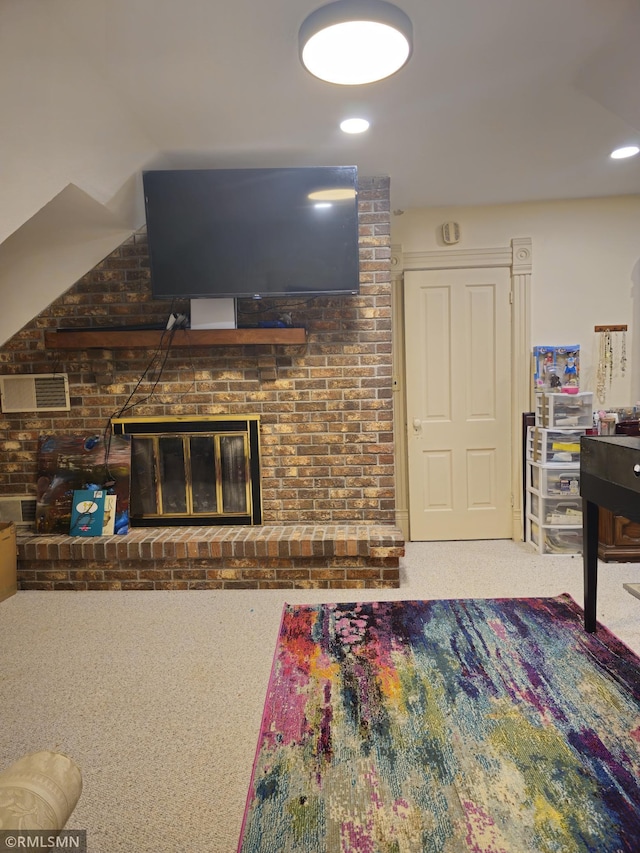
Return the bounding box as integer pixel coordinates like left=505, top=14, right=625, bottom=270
left=610, top=145, right=640, bottom=160
left=340, top=117, right=370, bottom=133
left=299, top=0, right=413, bottom=85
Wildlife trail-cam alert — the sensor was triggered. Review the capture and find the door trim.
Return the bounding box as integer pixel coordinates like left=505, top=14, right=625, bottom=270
left=391, top=238, right=532, bottom=541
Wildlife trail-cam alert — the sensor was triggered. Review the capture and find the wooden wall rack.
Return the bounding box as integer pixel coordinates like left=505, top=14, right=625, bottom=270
left=594, top=325, right=628, bottom=333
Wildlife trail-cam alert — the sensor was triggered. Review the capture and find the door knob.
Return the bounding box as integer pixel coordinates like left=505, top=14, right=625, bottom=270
left=412, top=418, right=422, bottom=433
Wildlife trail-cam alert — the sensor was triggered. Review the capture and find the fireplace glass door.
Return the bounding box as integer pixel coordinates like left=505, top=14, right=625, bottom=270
left=130, top=433, right=249, bottom=518
left=112, top=416, right=261, bottom=527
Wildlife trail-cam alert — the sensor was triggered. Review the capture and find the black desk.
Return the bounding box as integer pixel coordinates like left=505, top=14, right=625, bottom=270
left=580, top=435, right=640, bottom=632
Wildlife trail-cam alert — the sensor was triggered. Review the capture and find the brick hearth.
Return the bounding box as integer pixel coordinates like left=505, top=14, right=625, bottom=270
left=17, top=523, right=405, bottom=591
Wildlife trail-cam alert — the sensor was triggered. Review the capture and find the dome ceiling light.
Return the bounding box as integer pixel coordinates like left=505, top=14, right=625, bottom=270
left=340, top=117, right=370, bottom=133
left=299, top=0, right=413, bottom=85
left=610, top=145, right=639, bottom=160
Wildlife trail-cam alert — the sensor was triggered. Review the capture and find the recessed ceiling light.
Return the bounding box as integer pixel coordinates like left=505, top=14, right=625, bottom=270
left=299, top=0, right=413, bottom=85
left=340, top=118, right=370, bottom=134
left=610, top=145, right=640, bottom=160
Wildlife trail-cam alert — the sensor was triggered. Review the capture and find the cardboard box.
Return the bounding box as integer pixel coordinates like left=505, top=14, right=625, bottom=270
left=0, top=521, right=17, bottom=603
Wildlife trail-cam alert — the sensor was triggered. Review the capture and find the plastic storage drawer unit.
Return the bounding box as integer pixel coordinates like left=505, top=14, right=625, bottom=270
left=526, top=426, right=585, bottom=465
left=527, top=463, right=580, bottom=497
left=527, top=518, right=582, bottom=555
left=528, top=494, right=582, bottom=526
left=535, top=392, right=593, bottom=429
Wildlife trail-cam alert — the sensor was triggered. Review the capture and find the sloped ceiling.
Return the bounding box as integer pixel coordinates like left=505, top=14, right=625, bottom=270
left=1, top=0, right=639, bottom=345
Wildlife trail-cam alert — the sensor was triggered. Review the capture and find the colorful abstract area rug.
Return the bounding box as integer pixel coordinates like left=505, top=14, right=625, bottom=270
left=238, top=594, right=640, bottom=852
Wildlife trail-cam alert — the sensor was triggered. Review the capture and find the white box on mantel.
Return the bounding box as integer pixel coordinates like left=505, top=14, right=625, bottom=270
left=190, top=298, right=237, bottom=329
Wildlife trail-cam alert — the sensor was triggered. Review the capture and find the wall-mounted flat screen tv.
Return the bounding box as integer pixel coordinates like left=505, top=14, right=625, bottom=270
left=142, top=166, right=360, bottom=300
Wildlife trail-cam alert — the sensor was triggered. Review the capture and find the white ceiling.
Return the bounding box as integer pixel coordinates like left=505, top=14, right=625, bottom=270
left=52, top=0, right=640, bottom=212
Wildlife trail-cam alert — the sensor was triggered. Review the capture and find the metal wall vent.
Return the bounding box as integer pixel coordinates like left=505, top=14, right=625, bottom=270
left=0, top=374, right=70, bottom=413
left=0, top=495, right=37, bottom=529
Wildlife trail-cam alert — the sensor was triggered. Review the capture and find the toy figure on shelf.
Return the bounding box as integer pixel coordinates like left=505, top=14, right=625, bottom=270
left=533, top=345, right=581, bottom=392
left=563, top=351, right=579, bottom=387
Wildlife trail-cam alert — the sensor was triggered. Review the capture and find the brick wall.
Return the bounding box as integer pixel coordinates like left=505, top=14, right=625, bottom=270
left=0, top=176, right=396, bottom=525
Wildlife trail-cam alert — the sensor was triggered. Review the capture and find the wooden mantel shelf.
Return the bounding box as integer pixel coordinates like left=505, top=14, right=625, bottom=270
left=45, top=327, right=307, bottom=349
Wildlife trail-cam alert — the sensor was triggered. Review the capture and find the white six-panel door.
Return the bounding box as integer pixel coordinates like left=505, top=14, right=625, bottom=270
left=404, top=267, right=512, bottom=540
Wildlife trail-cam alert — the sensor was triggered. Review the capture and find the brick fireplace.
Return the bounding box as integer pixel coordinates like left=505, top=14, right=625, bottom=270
left=0, top=176, right=404, bottom=589
left=112, top=414, right=263, bottom=526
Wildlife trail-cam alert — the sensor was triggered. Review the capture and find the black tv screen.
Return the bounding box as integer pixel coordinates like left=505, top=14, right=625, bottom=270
left=142, top=166, right=360, bottom=300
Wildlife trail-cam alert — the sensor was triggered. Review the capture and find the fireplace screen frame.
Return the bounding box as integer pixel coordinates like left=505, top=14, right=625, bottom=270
left=111, top=415, right=262, bottom=527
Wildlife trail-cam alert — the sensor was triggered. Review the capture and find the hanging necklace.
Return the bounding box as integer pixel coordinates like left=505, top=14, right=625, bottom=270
left=596, top=329, right=612, bottom=404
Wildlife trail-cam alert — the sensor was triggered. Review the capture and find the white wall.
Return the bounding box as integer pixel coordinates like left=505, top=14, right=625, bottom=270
left=392, top=196, right=640, bottom=409
left=0, top=1, right=156, bottom=246
left=0, top=0, right=161, bottom=346
left=0, top=186, right=138, bottom=348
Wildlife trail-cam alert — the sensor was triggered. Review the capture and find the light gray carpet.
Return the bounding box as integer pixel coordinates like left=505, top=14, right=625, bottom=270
left=1, top=539, right=639, bottom=852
